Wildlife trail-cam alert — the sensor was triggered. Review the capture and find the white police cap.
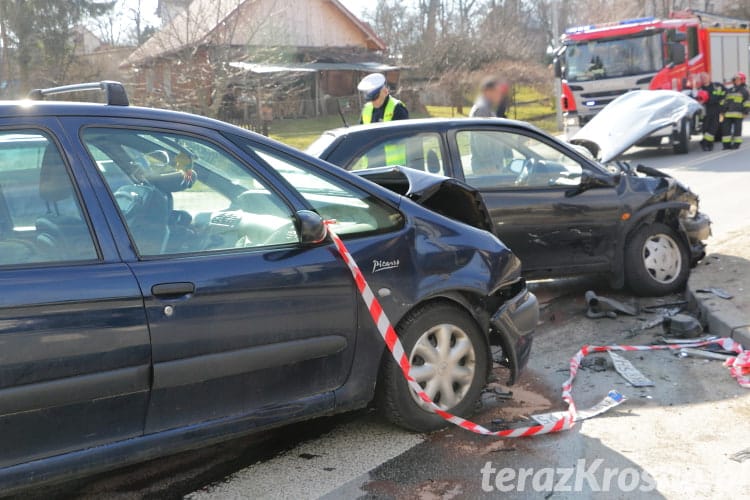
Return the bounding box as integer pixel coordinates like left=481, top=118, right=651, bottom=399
left=358, top=73, right=386, bottom=100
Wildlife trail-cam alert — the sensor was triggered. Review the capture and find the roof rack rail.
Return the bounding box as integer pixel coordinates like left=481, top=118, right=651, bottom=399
left=27, top=81, right=129, bottom=106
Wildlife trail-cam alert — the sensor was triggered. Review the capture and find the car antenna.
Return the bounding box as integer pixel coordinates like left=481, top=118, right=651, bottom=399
left=336, top=99, right=350, bottom=128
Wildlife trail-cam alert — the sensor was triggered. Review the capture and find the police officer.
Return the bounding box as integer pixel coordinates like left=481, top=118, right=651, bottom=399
left=698, top=72, right=725, bottom=151
left=358, top=73, right=409, bottom=124
left=721, top=72, right=750, bottom=150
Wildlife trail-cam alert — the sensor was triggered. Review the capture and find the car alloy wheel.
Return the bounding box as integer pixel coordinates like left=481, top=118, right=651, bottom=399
left=642, top=233, right=682, bottom=285
left=408, top=323, right=477, bottom=411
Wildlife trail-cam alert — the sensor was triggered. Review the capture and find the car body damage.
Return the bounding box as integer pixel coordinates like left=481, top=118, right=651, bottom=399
left=355, top=166, right=494, bottom=233
left=571, top=90, right=704, bottom=162
left=619, top=163, right=711, bottom=255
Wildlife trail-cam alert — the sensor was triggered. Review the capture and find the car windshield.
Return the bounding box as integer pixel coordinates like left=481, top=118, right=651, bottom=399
left=565, top=32, right=663, bottom=82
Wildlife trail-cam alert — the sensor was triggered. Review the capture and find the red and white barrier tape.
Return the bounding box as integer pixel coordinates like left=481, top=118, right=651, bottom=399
left=326, top=224, right=749, bottom=437
left=726, top=350, right=750, bottom=388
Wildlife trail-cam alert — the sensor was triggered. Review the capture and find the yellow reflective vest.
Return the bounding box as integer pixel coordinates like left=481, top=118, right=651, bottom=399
left=360, top=97, right=406, bottom=166
left=361, top=96, right=403, bottom=124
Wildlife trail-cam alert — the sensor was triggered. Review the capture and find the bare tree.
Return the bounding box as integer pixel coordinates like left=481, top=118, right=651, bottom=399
left=125, top=0, right=281, bottom=115
left=0, top=0, right=114, bottom=91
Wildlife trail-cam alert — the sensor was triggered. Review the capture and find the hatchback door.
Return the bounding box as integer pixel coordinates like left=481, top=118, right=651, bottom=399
left=449, top=126, right=622, bottom=273
left=73, top=121, right=361, bottom=433
left=0, top=123, right=150, bottom=469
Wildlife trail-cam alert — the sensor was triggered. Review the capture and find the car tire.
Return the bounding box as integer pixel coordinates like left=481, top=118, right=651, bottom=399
left=375, top=302, right=490, bottom=432
left=673, top=117, right=690, bottom=155
left=625, top=223, right=689, bottom=296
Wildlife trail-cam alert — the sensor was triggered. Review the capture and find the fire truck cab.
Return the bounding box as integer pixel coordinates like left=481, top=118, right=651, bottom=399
left=554, top=11, right=750, bottom=131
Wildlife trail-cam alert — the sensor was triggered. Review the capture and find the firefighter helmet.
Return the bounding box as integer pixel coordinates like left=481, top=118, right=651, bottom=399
left=696, top=90, right=709, bottom=104
left=735, top=72, right=747, bottom=84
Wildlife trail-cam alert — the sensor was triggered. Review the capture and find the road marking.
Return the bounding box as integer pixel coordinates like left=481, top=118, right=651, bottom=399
left=681, top=149, right=738, bottom=168
left=186, top=418, right=423, bottom=500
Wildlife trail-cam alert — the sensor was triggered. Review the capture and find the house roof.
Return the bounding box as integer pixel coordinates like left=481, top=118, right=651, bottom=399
left=228, top=61, right=399, bottom=74
left=122, top=0, right=386, bottom=67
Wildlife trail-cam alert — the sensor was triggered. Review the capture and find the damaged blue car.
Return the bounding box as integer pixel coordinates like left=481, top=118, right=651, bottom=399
left=0, top=83, right=537, bottom=492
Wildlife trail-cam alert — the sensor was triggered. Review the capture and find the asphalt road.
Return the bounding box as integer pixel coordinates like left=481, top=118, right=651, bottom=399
left=12, top=125, right=750, bottom=500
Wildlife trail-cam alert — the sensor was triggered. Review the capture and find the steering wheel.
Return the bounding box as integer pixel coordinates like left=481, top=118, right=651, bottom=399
left=114, top=188, right=140, bottom=216
left=263, top=221, right=298, bottom=246
left=515, top=158, right=535, bottom=186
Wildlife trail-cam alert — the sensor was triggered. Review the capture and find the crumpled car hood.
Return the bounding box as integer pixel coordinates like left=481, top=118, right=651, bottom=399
left=355, top=166, right=494, bottom=233
left=571, top=90, right=703, bottom=163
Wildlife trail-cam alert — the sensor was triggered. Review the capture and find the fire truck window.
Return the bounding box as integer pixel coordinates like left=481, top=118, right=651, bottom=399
left=687, top=27, right=699, bottom=59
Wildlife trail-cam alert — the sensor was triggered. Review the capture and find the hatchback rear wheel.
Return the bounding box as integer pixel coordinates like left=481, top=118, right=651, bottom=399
left=376, top=303, right=489, bottom=432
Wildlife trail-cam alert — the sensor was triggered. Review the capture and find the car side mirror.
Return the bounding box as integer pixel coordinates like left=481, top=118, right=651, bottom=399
left=553, top=57, right=562, bottom=79
left=566, top=170, right=619, bottom=197
left=296, top=210, right=328, bottom=245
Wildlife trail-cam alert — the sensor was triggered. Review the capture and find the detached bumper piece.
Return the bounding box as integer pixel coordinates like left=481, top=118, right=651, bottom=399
left=681, top=212, right=711, bottom=264
left=683, top=212, right=711, bottom=242
left=489, top=285, right=539, bottom=385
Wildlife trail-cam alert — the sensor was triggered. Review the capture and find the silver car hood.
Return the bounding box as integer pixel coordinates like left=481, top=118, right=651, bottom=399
left=570, top=90, right=703, bottom=163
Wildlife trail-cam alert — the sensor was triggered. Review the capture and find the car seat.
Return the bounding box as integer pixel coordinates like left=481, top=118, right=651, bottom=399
left=35, top=147, right=95, bottom=262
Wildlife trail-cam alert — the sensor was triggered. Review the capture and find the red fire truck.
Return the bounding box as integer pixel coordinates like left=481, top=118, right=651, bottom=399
left=554, top=10, right=750, bottom=130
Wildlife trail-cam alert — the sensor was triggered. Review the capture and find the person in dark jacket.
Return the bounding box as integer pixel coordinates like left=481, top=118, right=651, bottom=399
left=698, top=72, right=725, bottom=151
left=721, top=72, right=750, bottom=150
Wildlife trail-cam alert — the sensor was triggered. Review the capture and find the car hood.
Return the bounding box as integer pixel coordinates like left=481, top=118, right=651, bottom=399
left=354, top=167, right=494, bottom=233
left=570, top=90, right=703, bottom=163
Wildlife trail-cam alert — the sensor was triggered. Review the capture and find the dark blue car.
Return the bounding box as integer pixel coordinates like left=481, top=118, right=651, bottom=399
left=0, top=83, right=537, bottom=492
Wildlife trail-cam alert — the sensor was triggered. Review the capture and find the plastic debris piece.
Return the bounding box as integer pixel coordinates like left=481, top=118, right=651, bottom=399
left=662, top=313, right=703, bottom=338
left=609, top=352, right=654, bottom=387
left=678, top=347, right=733, bottom=361
left=656, top=335, right=718, bottom=344
left=532, top=390, right=626, bottom=425
left=585, top=291, right=639, bottom=319
left=696, top=287, right=734, bottom=300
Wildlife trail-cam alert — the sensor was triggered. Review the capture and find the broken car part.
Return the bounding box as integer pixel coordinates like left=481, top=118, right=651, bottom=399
left=608, top=352, right=655, bottom=387
left=696, top=287, right=734, bottom=300
left=585, top=290, right=639, bottom=319
left=677, top=348, right=733, bottom=361
left=662, top=313, right=704, bottom=338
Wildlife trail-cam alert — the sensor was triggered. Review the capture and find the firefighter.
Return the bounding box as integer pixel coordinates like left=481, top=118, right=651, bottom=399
left=721, top=72, right=750, bottom=150
left=358, top=73, right=409, bottom=124
left=698, top=72, right=725, bottom=151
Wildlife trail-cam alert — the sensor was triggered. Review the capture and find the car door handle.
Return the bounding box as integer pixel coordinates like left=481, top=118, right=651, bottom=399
left=152, top=282, right=195, bottom=299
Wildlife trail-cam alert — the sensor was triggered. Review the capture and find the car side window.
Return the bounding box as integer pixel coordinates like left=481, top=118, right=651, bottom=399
left=81, top=128, right=299, bottom=257
left=0, top=129, right=98, bottom=267
left=456, top=130, right=583, bottom=190
left=350, top=133, right=445, bottom=175
left=246, top=145, right=404, bottom=238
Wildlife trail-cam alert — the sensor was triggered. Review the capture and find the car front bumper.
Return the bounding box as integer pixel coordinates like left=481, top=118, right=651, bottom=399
left=489, top=284, right=539, bottom=385
left=681, top=212, right=711, bottom=264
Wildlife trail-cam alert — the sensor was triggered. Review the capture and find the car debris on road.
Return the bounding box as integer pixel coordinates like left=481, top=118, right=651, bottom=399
left=696, top=287, right=734, bottom=300
left=585, top=290, right=639, bottom=319
left=662, top=313, right=704, bottom=338
left=608, top=352, right=655, bottom=387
